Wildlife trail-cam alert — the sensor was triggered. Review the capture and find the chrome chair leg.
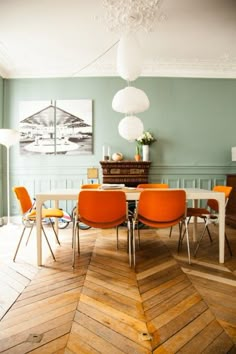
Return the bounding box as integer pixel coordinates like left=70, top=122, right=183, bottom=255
left=177, top=221, right=184, bottom=252
left=225, top=233, right=233, bottom=256
left=25, top=224, right=34, bottom=246
left=72, top=223, right=76, bottom=268
left=48, top=218, right=61, bottom=245
left=137, top=223, right=140, bottom=249
left=77, top=223, right=80, bottom=255
left=13, top=226, right=30, bottom=262
left=127, top=219, right=132, bottom=267
left=72, top=221, right=80, bottom=268
left=116, top=226, right=119, bottom=249
left=194, top=223, right=207, bottom=257
left=184, top=219, right=191, bottom=264
left=206, top=224, right=213, bottom=242
left=41, top=225, right=56, bottom=261
left=132, top=219, right=136, bottom=268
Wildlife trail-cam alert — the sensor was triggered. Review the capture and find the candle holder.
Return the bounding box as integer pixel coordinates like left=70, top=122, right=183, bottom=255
left=102, top=145, right=111, bottom=161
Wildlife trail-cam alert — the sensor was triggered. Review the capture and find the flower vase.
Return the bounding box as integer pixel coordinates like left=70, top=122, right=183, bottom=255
left=134, top=154, right=141, bottom=161
left=142, top=145, right=149, bottom=161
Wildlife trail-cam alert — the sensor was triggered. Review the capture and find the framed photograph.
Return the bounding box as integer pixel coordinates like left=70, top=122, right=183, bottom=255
left=19, top=99, right=93, bottom=155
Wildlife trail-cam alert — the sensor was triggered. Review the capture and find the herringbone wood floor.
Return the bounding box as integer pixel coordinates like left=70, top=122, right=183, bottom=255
left=0, top=221, right=236, bottom=353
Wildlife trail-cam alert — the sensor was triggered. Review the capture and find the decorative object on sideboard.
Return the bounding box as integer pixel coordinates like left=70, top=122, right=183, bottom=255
left=142, top=145, right=150, bottom=162
left=136, top=131, right=156, bottom=161
left=102, top=145, right=111, bottom=160
left=134, top=144, right=141, bottom=161
left=112, top=152, right=123, bottom=161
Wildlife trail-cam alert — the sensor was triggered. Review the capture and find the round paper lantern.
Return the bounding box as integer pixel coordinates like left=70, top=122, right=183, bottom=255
left=118, top=116, right=144, bottom=141
left=117, top=34, right=143, bottom=81
left=112, top=86, right=150, bottom=114
left=0, top=129, right=20, bottom=147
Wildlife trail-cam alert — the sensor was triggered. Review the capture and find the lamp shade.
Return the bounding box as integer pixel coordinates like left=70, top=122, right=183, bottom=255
left=232, top=147, right=236, bottom=161
left=112, top=86, right=150, bottom=114
left=118, top=116, right=144, bottom=142
left=0, top=129, right=20, bottom=147
left=117, top=34, right=143, bottom=81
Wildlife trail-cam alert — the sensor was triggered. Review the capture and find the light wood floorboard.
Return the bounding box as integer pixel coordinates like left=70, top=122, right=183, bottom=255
left=0, top=222, right=236, bottom=353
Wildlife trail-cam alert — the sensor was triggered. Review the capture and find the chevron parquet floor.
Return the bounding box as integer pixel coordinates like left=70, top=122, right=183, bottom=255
left=0, top=222, right=236, bottom=353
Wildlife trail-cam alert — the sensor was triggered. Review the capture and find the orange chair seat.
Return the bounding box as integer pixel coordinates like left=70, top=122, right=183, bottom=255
left=138, top=215, right=184, bottom=228
left=187, top=208, right=210, bottom=218
left=79, top=216, right=126, bottom=229
left=27, top=208, right=63, bottom=220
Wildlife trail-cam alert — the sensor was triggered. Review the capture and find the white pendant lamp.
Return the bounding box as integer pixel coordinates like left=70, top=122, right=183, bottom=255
left=117, top=34, right=143, bottom=82
left=0, top=129, right=20, bottom=225
left=112, top=86, right=150, bottom=114
left=118, top=116, right=144, bottom=142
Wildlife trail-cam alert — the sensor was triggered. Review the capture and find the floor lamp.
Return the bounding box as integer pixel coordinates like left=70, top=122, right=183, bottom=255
left=0, top=129, right=20, bottom=225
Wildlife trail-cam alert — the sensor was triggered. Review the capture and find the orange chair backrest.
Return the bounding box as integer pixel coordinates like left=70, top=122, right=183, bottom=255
left=137, top=183, right=169, bottom=189
left=138, top=190, right=186, bottom=227
left=81, top=184, right=101, bottom=189
left=78, top=190, right=127, bottom=228
left=207, top=185, right=232, bottom=212
left=12, top=186, right=33, bottom=215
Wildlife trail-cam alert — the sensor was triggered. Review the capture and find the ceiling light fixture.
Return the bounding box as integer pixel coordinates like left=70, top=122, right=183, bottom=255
left=116, top=34, right=143, bottom=81
left=112, top=86, right=150, bottom=114
left=118, top=116, right=144, bottom=142
left=103, top=0, right=162, bottom=33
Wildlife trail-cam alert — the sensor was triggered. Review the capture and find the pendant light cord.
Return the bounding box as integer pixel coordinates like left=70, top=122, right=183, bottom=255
left=72, top=39, right=119, bottom=77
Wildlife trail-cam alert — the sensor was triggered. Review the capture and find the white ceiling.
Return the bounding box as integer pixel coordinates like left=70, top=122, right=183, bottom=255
left=0, top=0, right=236, bottom=79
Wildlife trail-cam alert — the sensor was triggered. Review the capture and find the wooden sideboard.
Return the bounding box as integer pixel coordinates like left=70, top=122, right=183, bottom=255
left=226, top=174, right=236, bottom=228
left=100, top=160, right=151, bottom=187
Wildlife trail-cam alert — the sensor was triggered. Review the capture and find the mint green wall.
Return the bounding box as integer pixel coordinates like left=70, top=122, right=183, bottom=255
left=0, top=77, right=3, bottom=124
left=2, top=76, right=236, bottom=215
left=0, top=76, right=4, bottom=217
left=5, top=77, right=236, bottom=163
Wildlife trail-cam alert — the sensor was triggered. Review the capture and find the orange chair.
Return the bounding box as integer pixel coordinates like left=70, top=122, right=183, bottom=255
left=186, top=185, right=233, bottom=257
left=136, top=183, right=172, bottom=240
left=73, top=190, right=131, bottom=267
left=133, top=189, right=191, bottom=266
left=137, top=183, right=169, bottom=189
left=71, top=183, right=101, bottom=231
left=12, top=186, right=63, bottom=262
left=81, top=184, right=101, bottom=189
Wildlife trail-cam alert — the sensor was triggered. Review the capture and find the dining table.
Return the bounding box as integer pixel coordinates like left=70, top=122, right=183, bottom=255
left=35, top=188, right=225, bottom=266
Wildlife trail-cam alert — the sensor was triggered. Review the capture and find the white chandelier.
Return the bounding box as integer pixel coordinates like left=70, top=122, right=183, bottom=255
left=103, top=0, right=162, bottom=33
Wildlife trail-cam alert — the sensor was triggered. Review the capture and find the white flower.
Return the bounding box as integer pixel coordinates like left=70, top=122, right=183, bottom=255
left=136, top=131, right=156, bottom=145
